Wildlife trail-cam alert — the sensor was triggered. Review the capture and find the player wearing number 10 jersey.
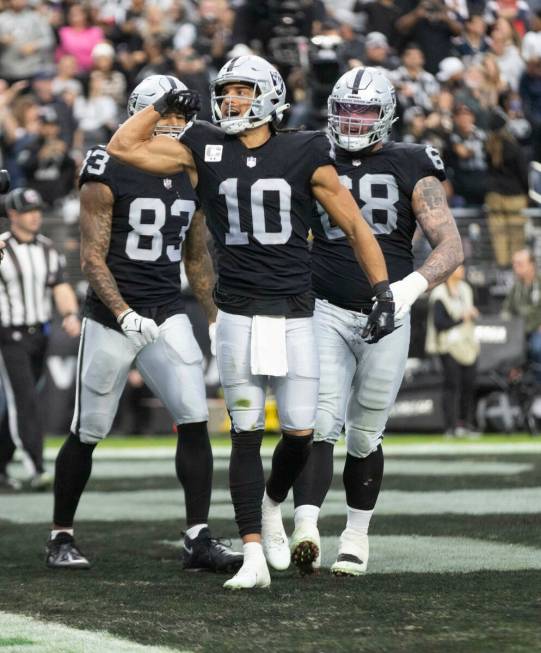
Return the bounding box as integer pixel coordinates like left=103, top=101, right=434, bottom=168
left=108, top=55, right=394, bottom=589
left=291, top=67, right=464, bottom=576
left=47, top=75, right=242, bottom=574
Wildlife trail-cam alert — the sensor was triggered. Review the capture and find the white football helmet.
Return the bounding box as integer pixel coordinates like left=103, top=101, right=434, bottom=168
left=128, top=74, right=194, bottom=139
left=328, top=67, right=397, bottom=152
left=210, top=55, right=289, bottom=135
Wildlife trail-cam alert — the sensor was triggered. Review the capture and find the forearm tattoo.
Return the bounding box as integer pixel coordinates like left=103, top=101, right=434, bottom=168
left=184, top=211, right=217, bottom=323
left=80, top=183, right=127, bottom=317
left=413, top=176, right=464, bottom=289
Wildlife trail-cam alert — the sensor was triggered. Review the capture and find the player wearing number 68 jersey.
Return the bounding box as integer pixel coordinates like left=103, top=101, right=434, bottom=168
left=291, top=67, right=464, bottom=576
left=107, top=55, right=394, bottom=589
left=47, top=75, right=243, bottom=574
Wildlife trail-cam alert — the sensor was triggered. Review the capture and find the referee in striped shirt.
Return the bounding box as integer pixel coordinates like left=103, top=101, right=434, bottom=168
left=0, top=187, right=80, bottom=491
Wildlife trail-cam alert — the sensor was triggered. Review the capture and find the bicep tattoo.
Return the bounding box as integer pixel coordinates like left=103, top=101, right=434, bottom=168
left=80, top=182, right=127, bottom=316
left=413, top=176, right=464, bottom=288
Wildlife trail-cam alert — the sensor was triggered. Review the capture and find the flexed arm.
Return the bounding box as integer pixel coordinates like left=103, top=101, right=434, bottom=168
left=107, top=90, right=199, bottom=177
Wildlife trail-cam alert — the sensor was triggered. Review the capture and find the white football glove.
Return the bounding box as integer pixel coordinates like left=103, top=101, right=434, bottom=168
left=208, top=322, right=217, bottom=357
left=389, top=271, right=428, bottom=320
left=117, top=308, right=159, bottom=348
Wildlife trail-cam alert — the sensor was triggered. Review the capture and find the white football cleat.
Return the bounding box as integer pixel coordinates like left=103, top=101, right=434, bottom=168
left=290, top=521, right=321, bottom=576
left=261, top=504, right=290, bottom=571
left=331, top=529, right=369, bottom=577
left=223, top=556, right=271, bottom=590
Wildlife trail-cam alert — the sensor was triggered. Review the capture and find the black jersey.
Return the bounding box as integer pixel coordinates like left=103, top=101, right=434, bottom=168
left=79, top=145, right=198, bottom=329
left=182, top=121, right=333, bottom=317
left=311, top=141, right=447, bottom=312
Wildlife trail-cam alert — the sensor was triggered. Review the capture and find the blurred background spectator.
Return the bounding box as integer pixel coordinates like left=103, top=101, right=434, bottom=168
left=502, top=249, right=541, bottom=382
left=426, top=265, right=481, bottom=437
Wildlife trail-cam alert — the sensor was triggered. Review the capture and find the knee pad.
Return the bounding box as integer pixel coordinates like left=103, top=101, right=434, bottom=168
left=346, top=427, right=383, bottom=459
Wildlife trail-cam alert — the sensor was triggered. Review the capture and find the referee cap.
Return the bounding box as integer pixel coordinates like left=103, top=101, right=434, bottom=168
left=5, top=188, right=44, bottom=213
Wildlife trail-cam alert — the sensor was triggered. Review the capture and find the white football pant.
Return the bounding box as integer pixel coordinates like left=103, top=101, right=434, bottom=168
left=314, top=298, right=410, bottom=457
left=216, top=310, right=319, bottom=433
left=72, top=314, right=208, bottom=444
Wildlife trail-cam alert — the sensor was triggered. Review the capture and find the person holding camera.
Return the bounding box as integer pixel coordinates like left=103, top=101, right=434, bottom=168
left=0, top=187, right=80, bottom=491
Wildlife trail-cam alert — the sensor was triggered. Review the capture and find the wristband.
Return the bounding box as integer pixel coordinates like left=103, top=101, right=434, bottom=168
left=372, top=280, right=391, bottom=299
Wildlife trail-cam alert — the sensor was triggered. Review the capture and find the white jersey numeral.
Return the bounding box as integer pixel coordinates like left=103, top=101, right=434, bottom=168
left=219, top=178, right=293, bottom=246
left=125, top=198, right=196, bottom=262
left=318, top=173, right=399, bottom=239
left=81, top=149, right=110, bottom=176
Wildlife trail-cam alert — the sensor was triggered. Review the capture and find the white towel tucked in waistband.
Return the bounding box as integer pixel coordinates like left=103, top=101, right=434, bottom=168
left=250, top=315, right=288, bottom=376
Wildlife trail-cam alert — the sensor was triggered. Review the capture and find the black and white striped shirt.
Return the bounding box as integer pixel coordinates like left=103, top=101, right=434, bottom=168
left=0, top=231, right=65, bottom=327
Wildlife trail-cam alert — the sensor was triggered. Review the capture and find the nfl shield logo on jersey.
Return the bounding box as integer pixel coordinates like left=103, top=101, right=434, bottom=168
left=246, top=157, right=257, bottom=168
left=163, top=178, right=172, bottom=190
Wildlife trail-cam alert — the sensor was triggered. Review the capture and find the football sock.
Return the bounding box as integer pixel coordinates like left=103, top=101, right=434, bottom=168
left=292, top=440, right=334, bottom=508
left=243, top=541, right=264, bottom=561
left=294, top=504, right=320, bottom=527
left=229, top=430, right=265, bottom=537
left=262, top=489, right=281, bottom=520
left=266, top=431, right=313, bottom=504
left=342, top=445, right=384, bottom=510
left=346, top=506, right=374, bottom=535
left=185, top=523, right=208, bottom=540
left=53, top=432, right=96, bottom=527
left=176, top=421, right=213, bottom=527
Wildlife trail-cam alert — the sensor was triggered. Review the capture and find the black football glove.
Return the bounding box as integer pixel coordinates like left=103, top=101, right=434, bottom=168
left=361, top=283, right=396, bottom=344
left=153, top=89, right=201, bottom=119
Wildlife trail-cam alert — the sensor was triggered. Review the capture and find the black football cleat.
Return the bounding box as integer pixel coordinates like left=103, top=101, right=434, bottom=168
left=46, top=532, right=90, bottom=569
left=182, top=527, right=243, bottom=573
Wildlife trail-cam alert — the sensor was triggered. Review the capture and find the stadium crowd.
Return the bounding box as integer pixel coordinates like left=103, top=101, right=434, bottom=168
left=0, top=0, right=540, bottom=217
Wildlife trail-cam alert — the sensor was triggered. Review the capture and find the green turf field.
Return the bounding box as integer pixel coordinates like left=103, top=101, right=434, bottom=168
left=1, top=436, right=541, bottom=653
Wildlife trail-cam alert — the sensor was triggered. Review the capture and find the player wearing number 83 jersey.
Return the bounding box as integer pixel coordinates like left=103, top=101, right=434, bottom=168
left=107, top=55, right=394, bottom=589
left=48, top=75, right=243, bottom=575
left=292, top=67, right=464, bottom=577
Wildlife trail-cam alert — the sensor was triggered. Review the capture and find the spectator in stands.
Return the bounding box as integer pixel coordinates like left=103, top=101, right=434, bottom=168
left=484, top=0, right=531, bottom=38
left=52, top=55, right=84, bottom=100
left=17, top=107, right=76, bottom=208
left=489, top=17, right=525, bottom=91
left=452, top=12, right=491, bottom=62
left=133, top=37, right=174, bottom=84
left=522, top=10, right=541, bottom=62
left=425, top=265, right=480, bottom=437
left=361, top=32, right=399, bottom=70
left=485, top=108, right=529, bottom=268
left=357, top=0, right=402, bottom=45
left=391, top=43, right=440, bottom=114
left=395, top=0, right=463, bottom=74
left=0, top=0, right=55, bottom=83
left=445, top=103, right=488, bottom=205
left=137, top=3, right=175, bottom=47
left=89, top=42, right=127, bottom=108
left=502, top=249, right=541, bottom=382
left=4, top=94, right=41, bottom=188
left=519, top=34, right=541, bottom=162
left=56, top=4, right=105, bottom=74
left=73, top=73, right=117, bottom=152
left=31, top=72, right=78, bottom=149
left=172, top=48, right=212, bottom=121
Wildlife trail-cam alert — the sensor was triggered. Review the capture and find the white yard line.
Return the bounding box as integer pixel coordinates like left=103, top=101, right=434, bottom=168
left=3, top=487, right=541, bottom=524
left=0, top=612, right=188, bottom=653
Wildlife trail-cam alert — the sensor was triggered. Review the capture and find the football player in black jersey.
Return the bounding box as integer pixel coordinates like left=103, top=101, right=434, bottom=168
left=291, top=67, right=464, bottom=576
left=107, top=55, right=395, bottom=589
left=46, top=75, right=242, bottom=574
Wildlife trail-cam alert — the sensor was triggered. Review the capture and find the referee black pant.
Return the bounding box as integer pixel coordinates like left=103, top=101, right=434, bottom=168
left=0, top=325, right=48, bottom=476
